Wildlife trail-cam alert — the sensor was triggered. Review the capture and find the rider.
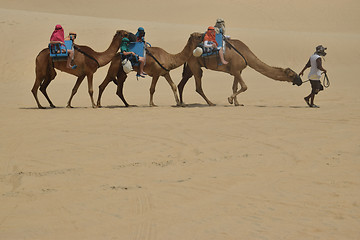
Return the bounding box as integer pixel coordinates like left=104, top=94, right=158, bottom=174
left=203, top=26, right=228, bottom=65
left=299, top=45, right=327, bottom=108
left=135, top=27, right=146, bottom=43
left=214, top=18, right=225, bottom=34
left=120, top=37, right=146, bottom=78
left=50, top=24, right=77, bottom=69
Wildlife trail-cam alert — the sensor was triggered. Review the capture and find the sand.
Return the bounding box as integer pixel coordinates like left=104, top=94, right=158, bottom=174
left=1, top=0, right=360, bottom=239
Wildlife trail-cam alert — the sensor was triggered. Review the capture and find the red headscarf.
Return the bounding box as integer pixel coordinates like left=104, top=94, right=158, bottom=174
left=203, top=26, right=217, bottom=46
left=50, top=24, right=65, bottom=42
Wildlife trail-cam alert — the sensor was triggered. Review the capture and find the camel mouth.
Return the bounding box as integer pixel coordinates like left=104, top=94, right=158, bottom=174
left=293, top=74, right=303, bottom=86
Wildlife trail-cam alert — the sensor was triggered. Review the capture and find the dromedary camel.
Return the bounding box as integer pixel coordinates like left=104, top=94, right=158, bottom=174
left=96, top=32, right=204, bottom=107
left=177, top=34, right=302, bottom=106
left=31, top=30, right=129, bottom=109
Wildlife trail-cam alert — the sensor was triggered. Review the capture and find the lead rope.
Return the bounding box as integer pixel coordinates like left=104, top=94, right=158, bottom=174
left=73, top=45, right=100, bottom=68
left=145, top=48, right=170, bottom=72
left=222, top=35, right=248, bottom=66
left=302, top=72, right=330, bottom=88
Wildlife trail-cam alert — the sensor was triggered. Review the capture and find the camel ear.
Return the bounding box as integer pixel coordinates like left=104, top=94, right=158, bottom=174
left=284, top=68, right=295, bottom=77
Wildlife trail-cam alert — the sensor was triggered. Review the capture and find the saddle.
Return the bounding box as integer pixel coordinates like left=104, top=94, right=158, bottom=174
left=49, top=40, right=74, bottom=61
left=200, top=33, right=225, bottom=57
left=120, top=41, right=145, bottom=66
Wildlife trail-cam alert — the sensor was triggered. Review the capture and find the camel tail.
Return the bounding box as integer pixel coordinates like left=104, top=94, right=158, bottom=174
left=35, top=48, right=56, bottom=83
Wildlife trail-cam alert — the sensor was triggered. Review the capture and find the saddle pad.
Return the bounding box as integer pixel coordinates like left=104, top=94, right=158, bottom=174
left=129, top=42, right=145, bottom=57
left=201, top=34, right=224, bottom=57
left=49, top=40, right=73, bottom=58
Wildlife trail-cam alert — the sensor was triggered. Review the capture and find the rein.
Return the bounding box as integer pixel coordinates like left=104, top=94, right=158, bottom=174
left=222, top=36, right=248, bottom=66
left=73, top=45, right=100, bottom=68
left=145, top=48, right=170, bottom=72
left=302, top=72, right=330, bottom=88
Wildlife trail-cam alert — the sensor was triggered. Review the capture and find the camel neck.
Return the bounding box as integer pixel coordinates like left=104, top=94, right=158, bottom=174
left=93, top=35, right=122, bottom=67
left=166, top=40, right=194, bottom=70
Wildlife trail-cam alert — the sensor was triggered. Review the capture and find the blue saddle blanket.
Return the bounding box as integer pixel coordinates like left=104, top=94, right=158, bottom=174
left=122, top=42, right=145, bottom=66
left=202, top=34, right=224, bottom=57
left=49, top=40, right=73, bottom=58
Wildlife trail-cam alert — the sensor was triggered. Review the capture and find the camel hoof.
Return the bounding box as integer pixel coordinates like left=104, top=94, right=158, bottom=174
left=38, top=106, right=46, bottom=109
left=66, top=105, right=73, bottom=108
left=228, top=97, right=233, bottom=104
left=50, top=105, right=56, bottom=108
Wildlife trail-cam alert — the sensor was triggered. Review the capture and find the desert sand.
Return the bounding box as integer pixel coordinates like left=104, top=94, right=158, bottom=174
left=1, top=0, right=360, bottom=239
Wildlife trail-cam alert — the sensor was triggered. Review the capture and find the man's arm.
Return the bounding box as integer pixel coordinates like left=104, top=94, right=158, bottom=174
left=299, top=59, right=310, bottom=76
left=316, top=58, right=327, bottom=73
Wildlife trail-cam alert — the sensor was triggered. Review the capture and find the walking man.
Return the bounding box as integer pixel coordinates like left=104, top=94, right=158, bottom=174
left=299, top=45, right=327, bottom=108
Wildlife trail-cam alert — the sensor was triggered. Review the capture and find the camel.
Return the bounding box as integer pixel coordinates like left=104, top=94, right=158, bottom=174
left=31, top=30, right=129, bottom=109
left=96, top=32, right=204, bottom=107
left=177, top=34, right=303, bottom=106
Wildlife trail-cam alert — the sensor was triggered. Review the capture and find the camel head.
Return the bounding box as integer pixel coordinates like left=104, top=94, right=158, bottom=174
left=114, top=30, right=129, bottom=42
left=285, top=68, right=302, bottom=86
left=188, top=32, right=204, bottom=48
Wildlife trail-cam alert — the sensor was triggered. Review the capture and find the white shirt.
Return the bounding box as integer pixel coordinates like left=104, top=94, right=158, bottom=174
left=308, top=54, right=322, bottom=80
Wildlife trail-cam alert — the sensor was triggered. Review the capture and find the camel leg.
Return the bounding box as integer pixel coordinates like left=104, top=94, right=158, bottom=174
left=31, top=76, right=46, bottom=109
left=228, top=72, right=247, bottom=105
left=163, top=72, right=180, bottom=106
left=193, top=68, right=215, bottom=106
left=39, top=77, right=56, bottom=108
left=149, top=75, right=160, bottom=107
left=116, top=74, right=132, bottom=107
left=86, top=74, right=96, bottom=108
left=229, top=76, right=243, bottom=107
left=67, top=75, right=85, bottom=108
left=97, top=74, right=117, bottom=108
left=177, top=63, right=193, bottom=106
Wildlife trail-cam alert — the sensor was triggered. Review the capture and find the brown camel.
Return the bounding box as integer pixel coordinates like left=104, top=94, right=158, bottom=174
left=31, top=30, right=129, bottom=109
left=177, top=34, right=303, bottom=106
left=96, top=32, right=204, bottom=107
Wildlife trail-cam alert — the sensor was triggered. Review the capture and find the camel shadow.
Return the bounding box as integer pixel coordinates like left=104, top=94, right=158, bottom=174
left=254, top=105, right=308, bottom=109
left=20, top=104, right=308, bottom=110
left=101, top=105, right=132, bottom=109
left=179, top=103, right=211, bottom=108
left=20, top=106, right=95, bottom=110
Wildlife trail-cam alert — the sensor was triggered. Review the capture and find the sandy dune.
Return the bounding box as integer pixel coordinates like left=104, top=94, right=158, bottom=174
left=1, top=0, right=360, bottom=239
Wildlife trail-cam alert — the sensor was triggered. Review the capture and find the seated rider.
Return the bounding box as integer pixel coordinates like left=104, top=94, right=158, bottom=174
left=50, top=24, right=77, bottom=69
left=214, top=18, right=225, bottom=34
left=203, top=26, right=228, bottom=65
left=65, top=32, right=77, bottom=41
left=214, top=18, right=230, bottom=39
left=120, top=37, right=146, bottom=78
left=135, top=27, right=145, bottom=43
